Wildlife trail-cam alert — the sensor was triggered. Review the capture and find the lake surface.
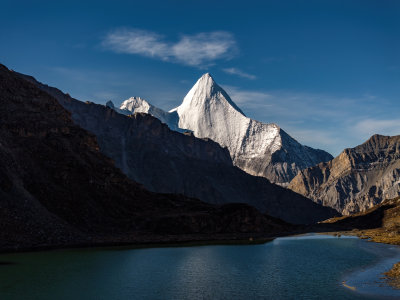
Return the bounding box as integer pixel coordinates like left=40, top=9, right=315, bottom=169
left=0, top=234, right=399, bottom=299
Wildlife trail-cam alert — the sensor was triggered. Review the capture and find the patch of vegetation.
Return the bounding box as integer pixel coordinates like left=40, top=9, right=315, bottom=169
left=384, top=262, right=400, bottom=289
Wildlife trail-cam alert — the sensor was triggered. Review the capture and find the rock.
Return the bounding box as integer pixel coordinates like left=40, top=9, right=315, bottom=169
left=289, top=135, right=400, bottom=214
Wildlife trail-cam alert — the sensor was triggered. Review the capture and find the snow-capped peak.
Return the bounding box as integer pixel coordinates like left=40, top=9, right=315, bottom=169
left=120, top=96, right=151, bottom=112
left=171, top=73, right=245, bottom=116
left=170, top=73, right=281, bottom=163
left=168, top=73, right=332, bottom=185
left=109, top=73, right=332, bottom=185
left=118, top=96, right=181, bottom=131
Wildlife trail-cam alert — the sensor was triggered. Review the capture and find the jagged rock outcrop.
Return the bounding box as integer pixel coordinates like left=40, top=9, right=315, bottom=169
left=120, top=73, right=332, bottom=186
left=289, top=135, right=400, bottom=214
left=0, top=63, right=297, bottom=251
left=17, top=70, right=339, bottom=224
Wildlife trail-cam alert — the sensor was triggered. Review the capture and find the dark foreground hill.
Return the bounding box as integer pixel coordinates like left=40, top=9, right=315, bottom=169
left=17, top=71, right=338, bottom=224
left=0, top=63, right=295, bottom=252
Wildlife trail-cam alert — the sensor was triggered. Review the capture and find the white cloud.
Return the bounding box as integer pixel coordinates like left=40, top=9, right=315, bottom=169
left=353, top=119, right=400, bottom=137
left=103, top=29, right=169, bottom=58
left=102, top=28, right=237, bottom=67
left=172, top=32, right=236, bottom=66
left=222, top=67, right=256, bottom=79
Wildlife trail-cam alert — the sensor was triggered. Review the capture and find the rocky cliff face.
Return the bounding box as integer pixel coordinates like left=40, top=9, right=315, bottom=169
left=0, top=63, right=297, bottom=251
left=288, top=135, right=400, bottom=214
left=18, top=71, right=339, bottom=224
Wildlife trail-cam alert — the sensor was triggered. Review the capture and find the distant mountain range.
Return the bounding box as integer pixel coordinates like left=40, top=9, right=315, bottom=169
left=2, top=62, right=398, bottom=251
left=113, top=74, right=399, bottom=216
left=114, top=73, right=333, bottom=186
left=17, top=70, right=338, bottom=224
left=0, top=63, right=298, bottom=251
left=289, top=134, right=400, bottom=214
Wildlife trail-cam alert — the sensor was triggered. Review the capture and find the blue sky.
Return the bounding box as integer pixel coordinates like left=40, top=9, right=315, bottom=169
left=1, top=0, right=399, bottom=155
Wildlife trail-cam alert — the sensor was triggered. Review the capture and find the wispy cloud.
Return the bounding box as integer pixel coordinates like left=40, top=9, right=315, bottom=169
left=222, top=85, right=383, bottom=121
left=353, top=119, right=400, bottom=137
left=286, top=128, right=343, bottom=149
left=102, top=28, right=237, bottom=67
left=221, top=85, right=272, bottom=112
left=222, top=67, right=256, bottom=79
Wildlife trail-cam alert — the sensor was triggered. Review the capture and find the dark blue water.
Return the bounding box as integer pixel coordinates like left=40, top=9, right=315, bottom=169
left=0, top=234, right=399, bottom=299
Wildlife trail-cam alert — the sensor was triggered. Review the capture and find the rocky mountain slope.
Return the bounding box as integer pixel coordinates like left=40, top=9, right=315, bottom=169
left=0, top=63, right=297, bottom=251
left=289, top=135, right=400, bottom=214
left=120, top=73, right=332, bottom=186
left=18, top=70, right=339, bottom=224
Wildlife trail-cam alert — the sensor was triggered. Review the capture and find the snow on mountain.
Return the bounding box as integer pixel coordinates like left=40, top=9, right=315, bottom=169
left=171, top=73, right=281, bottom=161
left=171, top=73, right=332, bottom=185
left=117, top=97, right=180, bottom=131
left=112, top=73, right=332, bottom=186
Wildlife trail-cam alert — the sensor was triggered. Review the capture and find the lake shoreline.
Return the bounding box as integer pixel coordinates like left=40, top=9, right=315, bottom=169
left=320, top=229, right=400, bottom=292
left=0, top=233, right=387, bottom=299
left=0, top=230, right=396, bottom=296
left=0, top=226, right=395, bottom=255
left=1, top=233, right=399, bottom=299
left=0, top=232, right=292, bottom=255
left=3, top=226, right=400, bottom=295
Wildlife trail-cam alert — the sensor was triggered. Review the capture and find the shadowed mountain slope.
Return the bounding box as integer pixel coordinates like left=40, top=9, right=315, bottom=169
left=0, top=63, right=296, bottom=251
left=17, top=70, right=339, bottom=224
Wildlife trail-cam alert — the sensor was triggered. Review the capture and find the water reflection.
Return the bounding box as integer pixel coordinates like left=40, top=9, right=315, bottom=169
left=0, top=235, right=398, bottom=299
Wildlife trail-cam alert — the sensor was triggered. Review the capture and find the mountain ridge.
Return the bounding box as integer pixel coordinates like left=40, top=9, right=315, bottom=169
left=16, top=69, right=339, bottom=224
left=117, top=73, right=333, bottom=186
left=0, top=63, right=299, bottom=251
left=288, top=134, right=400, bottom=214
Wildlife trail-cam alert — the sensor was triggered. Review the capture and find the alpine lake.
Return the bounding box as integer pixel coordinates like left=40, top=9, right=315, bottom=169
left=1, top=234, right=399, bottom=299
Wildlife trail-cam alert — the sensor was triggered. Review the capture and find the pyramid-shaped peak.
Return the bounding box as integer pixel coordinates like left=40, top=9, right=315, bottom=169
left=201, top=72, right=213, bottom=79
left=195, top=73, right=217, bottom=90
left=177, top=73, right=245, bottom=116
